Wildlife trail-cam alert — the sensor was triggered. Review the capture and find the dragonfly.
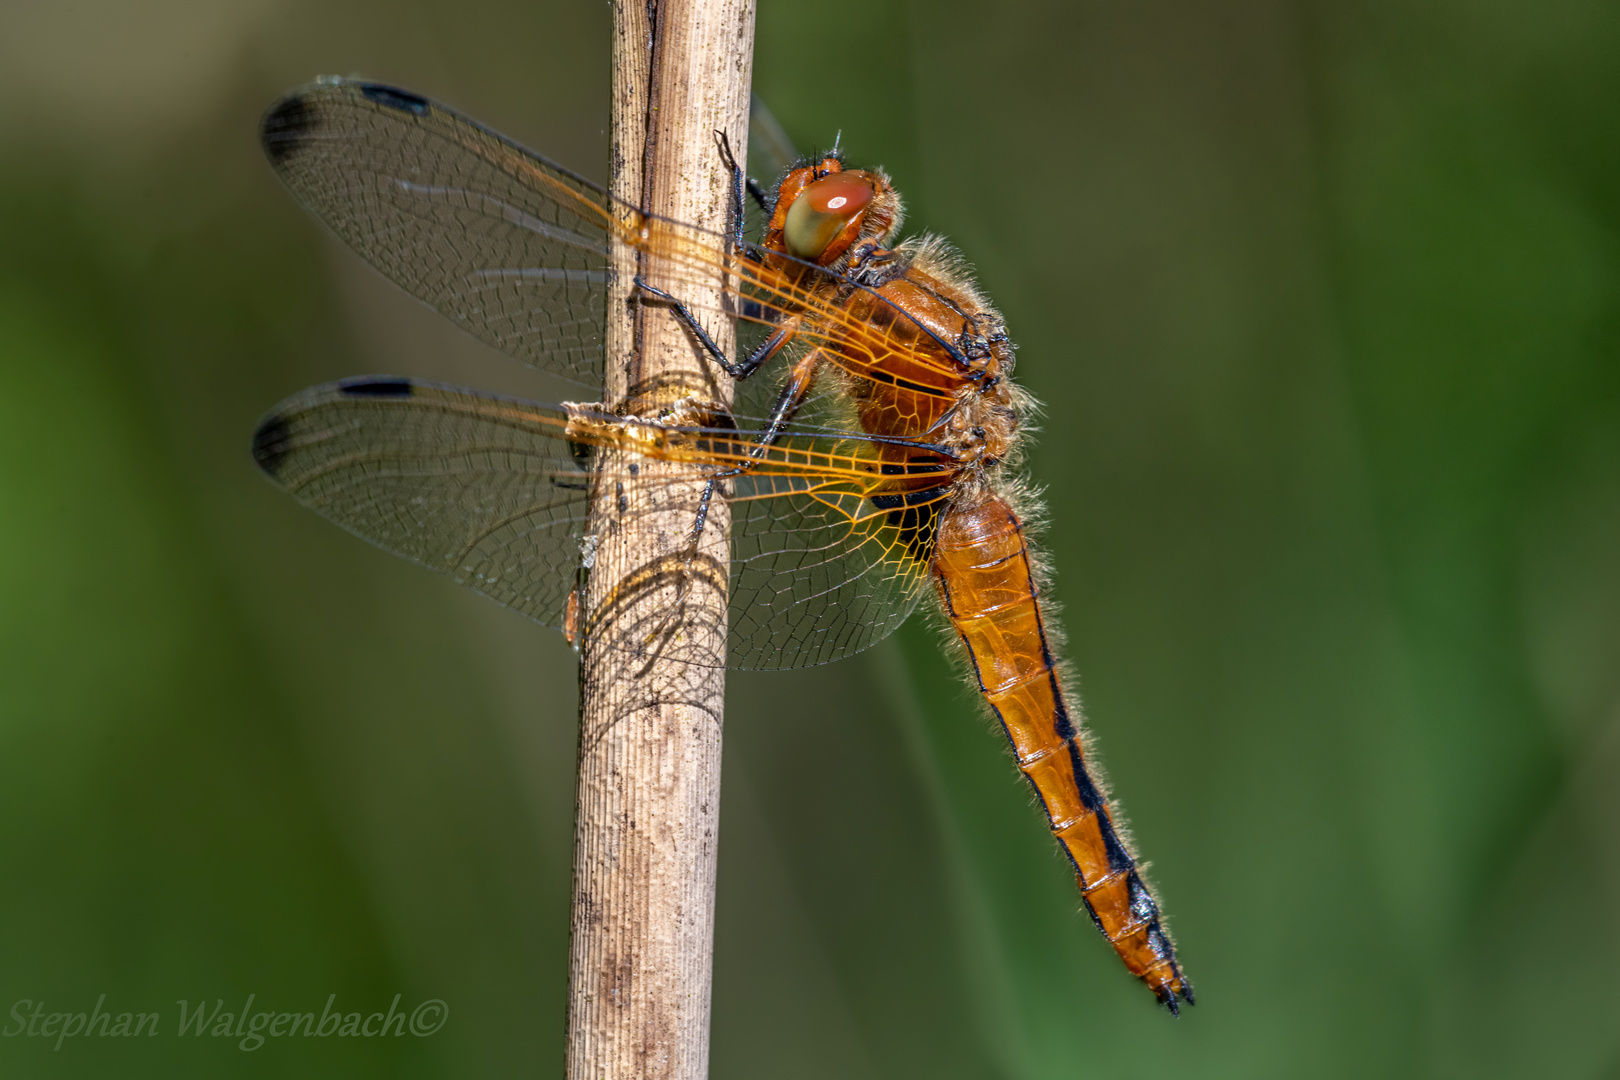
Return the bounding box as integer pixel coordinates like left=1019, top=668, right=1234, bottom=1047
left=252, top=77, right=1193, bottom=1013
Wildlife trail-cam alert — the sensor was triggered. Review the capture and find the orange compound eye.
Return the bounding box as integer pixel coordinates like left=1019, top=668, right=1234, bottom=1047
left=783, top=171, right=876, bottom=261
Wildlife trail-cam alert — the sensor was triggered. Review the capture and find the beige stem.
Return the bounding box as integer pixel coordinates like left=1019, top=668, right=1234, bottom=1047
left=565, top=2, right=754, bottom=1078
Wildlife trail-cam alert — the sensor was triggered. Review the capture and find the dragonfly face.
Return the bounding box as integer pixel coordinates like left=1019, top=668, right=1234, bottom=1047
left=765, top=159, right=899, bottom=268
left=254, top=77, right=1193, bottom=1012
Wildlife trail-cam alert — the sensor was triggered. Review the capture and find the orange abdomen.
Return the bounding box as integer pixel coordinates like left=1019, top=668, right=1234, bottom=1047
left=931, top=497, right=1193, bottom=1012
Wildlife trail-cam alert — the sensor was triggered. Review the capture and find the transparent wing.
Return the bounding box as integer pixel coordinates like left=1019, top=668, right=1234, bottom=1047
left=743, top=93, right=800, bottom=243
left=251, top=376, right=948, bottom=670
left=748, top=93, right=801, bottom=183
left=725, top=464, right=942, bottom=669
left=252, top=376, right=595, bottom=627
left=263, top=79, right=616, bottom=385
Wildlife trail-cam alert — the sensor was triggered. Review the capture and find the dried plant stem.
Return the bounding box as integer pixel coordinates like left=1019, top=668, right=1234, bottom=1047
left=565, top=2, right=755, bottom=1077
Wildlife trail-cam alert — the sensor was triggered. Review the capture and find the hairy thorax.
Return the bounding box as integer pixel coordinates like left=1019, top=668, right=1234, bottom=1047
left=831, top=236, right=1024, bottom=502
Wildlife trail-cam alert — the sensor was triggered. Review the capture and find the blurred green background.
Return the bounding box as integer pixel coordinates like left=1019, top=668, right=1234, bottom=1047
left=4, top=0, right=1619, bottom=1075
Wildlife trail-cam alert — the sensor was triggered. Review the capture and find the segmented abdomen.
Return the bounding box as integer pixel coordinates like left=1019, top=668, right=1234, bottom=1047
left=931, top=497, right=1193, bottom=1012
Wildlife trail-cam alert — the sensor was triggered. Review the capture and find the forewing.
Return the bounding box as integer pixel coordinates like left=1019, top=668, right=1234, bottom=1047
left=747, top=93, right=800, bottom=185
left=262, top=79, right=616, bottom=385
left=251, top=377, right=941, bottom=668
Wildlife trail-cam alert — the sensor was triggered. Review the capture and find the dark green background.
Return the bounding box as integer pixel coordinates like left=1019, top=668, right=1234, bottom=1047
left=4, top=0, right=1619, bottom=1075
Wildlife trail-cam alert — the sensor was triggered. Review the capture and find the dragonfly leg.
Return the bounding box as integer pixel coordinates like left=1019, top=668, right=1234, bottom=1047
left=633, top=277, right=794, bottom=379
left=711, top=130, right=765, bottom=252
left=746, top=176, right=771, bottom=213
left=685, top=349, right=823, bottom=550
left=713, top=130, right=773, bottom=242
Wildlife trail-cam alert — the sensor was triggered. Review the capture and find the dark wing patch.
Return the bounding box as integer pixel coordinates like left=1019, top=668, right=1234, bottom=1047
left=251, top=414, right=293, bottom=476
left=869, top=485, right=947, bottom=564
left=339, top=376, right=416, bottom=398
left=360, top=84, right=430, bottom=116
left=260, top=93, right=318, bottom=166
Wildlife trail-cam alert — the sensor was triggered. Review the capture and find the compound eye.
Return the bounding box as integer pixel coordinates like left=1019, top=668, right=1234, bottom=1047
left=783, top=172, right=876, bottom=261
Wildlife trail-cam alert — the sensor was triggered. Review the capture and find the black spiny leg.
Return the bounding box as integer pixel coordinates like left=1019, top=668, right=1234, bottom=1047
left=687, top=350, right=821, bottom=548
left=746, top=176, right=770, bottom=213
left=713, top=131, right=749, bottom=253
left=713, top=130, right=771, bottom=249
left=634, top=278, right=794, bottom=379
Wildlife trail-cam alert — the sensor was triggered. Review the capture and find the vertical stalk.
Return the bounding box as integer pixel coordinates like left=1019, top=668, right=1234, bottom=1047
left=567, top=2, right=754, bottom=1077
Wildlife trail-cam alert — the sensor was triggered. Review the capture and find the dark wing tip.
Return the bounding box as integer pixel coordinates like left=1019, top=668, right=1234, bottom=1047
left=251, top=414, right=293, bottom=477
left=339, top=376, right=416, bottom=398
left=261, top=92, right=319, bottom=167
left=359, top=83, right=430, bottom=116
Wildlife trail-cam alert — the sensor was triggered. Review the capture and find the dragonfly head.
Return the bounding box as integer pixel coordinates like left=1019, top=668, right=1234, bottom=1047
left=767, top=158, right=902, bottom=270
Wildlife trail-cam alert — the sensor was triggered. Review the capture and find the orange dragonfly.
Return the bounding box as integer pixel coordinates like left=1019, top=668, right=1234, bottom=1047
left=253, top=78, right=1193, bottom=1012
